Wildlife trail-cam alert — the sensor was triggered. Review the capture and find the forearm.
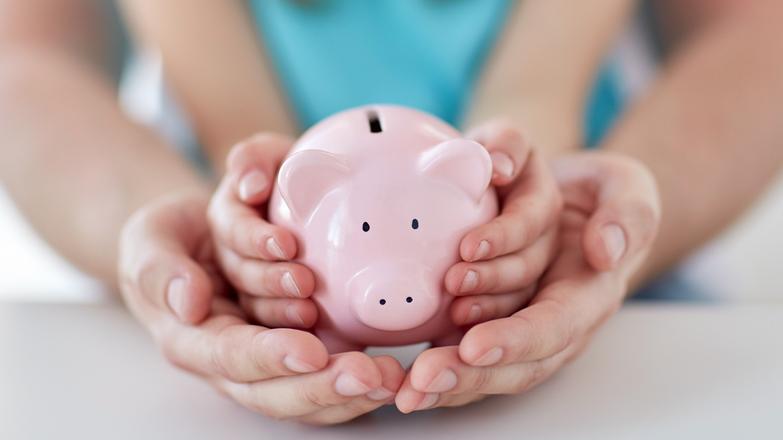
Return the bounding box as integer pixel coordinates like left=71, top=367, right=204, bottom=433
left=601, top=2, right=783, bottom=288
left=0, top=49, right=208, bottom=282
left=467, top=0, right=635, bottom=154
left=119, top=0, right=296, bottom=170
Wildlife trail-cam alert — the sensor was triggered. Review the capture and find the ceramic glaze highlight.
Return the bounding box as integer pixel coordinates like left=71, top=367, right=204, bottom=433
left=269, top=105, right=498, bottom=353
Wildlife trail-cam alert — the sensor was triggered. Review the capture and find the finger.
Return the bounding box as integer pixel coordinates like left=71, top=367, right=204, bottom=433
left=554, top=153, right=661, bottom=271
left=209, top=180, right=299, bottom=261
left=239, top=295, right=318, bottom=329
left=466, top=119, right=533, bottom=186
left=129, top=249, right=214, bottom=325
left=119, top=201, right=214, bottom=324
left=157, top=313, right=329, bottom=382
left=396, top=348, right=482, bottom=412
left=457, top=267, right=620, bottom=367
left=459, top=152, right=562, bottom=262
left=449, top=287, right=536, bottom=327
left=300, top=356, right=404, bottom=425
left=446, top=227, right=557, bottom=296
left=222, top=351, right=384, bottom=420
left=217, top=247, right=314, bottom=298
left=394, top=369, right=431, bottom=414
left=408, top=346, right=572, bottom=400
left=224, top=132, right=294, bottom=204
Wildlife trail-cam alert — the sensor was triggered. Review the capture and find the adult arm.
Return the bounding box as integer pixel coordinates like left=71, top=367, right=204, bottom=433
left=0, top=0, right=207, bottom=283
left=601, top=0, right=783, bottom=287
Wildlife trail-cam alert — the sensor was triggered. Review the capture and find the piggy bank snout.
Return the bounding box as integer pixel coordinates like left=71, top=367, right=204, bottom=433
left=350, top=264, right=440, bottom=332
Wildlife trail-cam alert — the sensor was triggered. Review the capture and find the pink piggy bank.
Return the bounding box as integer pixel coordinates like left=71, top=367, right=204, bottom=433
left=269, top=105, right=498, bottom=353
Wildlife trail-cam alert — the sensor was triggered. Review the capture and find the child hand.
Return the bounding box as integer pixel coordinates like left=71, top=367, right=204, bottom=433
left=444, top=119, right=563, bottom=327
left=207, top=133, right=318, bottom=329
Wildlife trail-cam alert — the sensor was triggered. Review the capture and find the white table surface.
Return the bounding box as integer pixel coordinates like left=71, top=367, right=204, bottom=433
left=1, top=301, right=782, bottom=440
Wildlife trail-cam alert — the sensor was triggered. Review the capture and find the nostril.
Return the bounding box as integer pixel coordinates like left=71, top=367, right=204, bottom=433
left=379, top=299, right=386, bottom=305
left=406, top=296, right=413, bottom=303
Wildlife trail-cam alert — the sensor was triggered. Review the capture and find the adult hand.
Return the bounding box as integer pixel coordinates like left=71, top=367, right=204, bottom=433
left=396, top=151, right=660, bottom=412
left=118, top=192, right=404, bottom=424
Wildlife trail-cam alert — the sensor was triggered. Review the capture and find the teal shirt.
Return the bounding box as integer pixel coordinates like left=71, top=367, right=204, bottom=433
left=251, top=0, right=622, bottom=145
left=248, top=2, right=701, bottom=299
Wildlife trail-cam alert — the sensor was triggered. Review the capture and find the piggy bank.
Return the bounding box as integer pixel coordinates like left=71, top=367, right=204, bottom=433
left=269, top=105, right=498, bottom=353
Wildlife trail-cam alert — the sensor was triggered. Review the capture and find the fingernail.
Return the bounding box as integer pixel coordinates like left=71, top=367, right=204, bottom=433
left=459, top=270, right=479, bottom=293
left=238, top=169, right=268, bottom=202
left=472, top=240, right=490, bottom=261
left=601, top=223, right=627, bottom=264
left=472, top=347, right=503, bottom=367
left=283, top=355, right=318, bottom=374
left=281, top=271, right=301, bottom=297
left=166, top=277, right=188, bottom=321
left=415, top=393, right=439, bottom=411
left=425, top=369, right=457, bottom=393
left=465, top=304, right=482, bottom=324
left=490, top=152, right=514, bottom=178
left=285, top=304, right=306, bottom=327
left=265, top=237, right=287, bottom=260
left=335, top=373, right=371, bottom=396
left=366, top=387, right=394, bottom=401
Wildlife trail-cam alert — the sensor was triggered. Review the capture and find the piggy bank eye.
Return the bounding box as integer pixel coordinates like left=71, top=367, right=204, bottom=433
left=362, top=221, right=370, bottom=232
left=411, top=218, right=419, bottom=230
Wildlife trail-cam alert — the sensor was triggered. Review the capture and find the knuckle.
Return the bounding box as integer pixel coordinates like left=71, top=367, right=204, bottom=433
left=301, top=384, right=333, bottom=408
left=469, top=365, right=494, bottom=392
left=482, top=266, right=500, bottom=293
left=490, top=217, right=512, bottom=252
left=527, top=360, right=551, bottom=388
left=510, top=362, right=548, bottom=394
left=548, top=302, right=576, bottom=355
left=508, top=314, right=536, bottom=358
left=228, top=220, right=246, bottom=251
left=212, top=326, right=242, bottom=378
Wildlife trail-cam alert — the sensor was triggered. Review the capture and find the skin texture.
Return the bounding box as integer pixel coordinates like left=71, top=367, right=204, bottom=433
left=1, top=0, right=782, bottom=425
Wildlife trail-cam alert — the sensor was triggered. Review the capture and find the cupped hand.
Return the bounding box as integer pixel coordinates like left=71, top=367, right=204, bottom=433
left=396, top=151, right=661, bottom=412
left=118, top=192, right=404, bottom=424
left=207, top=133, right=319, bottom=329
left=445, top=119, right=563, bottom=327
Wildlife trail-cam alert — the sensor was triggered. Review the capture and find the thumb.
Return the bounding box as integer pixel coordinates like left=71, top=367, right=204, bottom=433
left=225, top=133, right=295, bottom=205
left=554, top=153, right=661, bottom=272
left=119, top=195, right=216, bottom=324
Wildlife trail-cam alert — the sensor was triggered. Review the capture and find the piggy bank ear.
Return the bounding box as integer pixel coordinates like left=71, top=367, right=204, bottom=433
left=417, top=139, right=492, bottom=202
left=277, top=150, right=351, bottom=221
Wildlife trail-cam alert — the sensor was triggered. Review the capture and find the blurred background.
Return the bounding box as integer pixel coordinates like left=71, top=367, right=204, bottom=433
left=0, top=0, right=783, bottom=301
left=0, top=0, right=781, bottom=302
